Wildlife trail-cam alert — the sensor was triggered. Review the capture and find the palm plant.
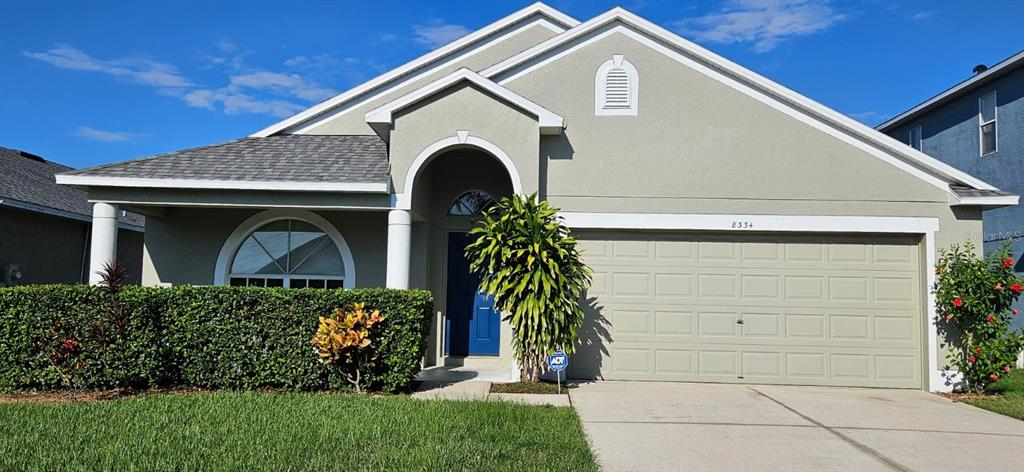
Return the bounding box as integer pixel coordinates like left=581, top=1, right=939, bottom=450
left=465, top=193, right=591, bottom=382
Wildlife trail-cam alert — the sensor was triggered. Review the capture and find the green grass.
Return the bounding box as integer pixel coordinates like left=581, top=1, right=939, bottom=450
left=964, top=369, right=1024, bottom=421
left=0, top=391, right=597, bottom=471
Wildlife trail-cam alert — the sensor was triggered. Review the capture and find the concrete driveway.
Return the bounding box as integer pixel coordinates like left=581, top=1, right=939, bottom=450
left=570, top=382, right=1024, bottom=471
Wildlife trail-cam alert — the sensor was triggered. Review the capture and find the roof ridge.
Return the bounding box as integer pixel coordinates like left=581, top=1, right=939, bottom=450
left=877, top=48, right=1024, bottom=130
left=63, top=137, right=250, bottom=176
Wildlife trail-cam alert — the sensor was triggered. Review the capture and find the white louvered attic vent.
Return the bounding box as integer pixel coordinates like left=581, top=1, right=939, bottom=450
left=604, top=68, right=630, bottom=109
left=595, top=55, right=638, bottom=116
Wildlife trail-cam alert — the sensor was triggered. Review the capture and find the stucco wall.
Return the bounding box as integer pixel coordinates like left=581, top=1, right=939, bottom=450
left=300, top=22, right=559, bottom=136
left=389, top=83, right=541, bottom=195
left=0, top=206, right=143, bottom=285
left=141, top=207, right=387, bottom=288
left=500, top=27, right=947, bottom=207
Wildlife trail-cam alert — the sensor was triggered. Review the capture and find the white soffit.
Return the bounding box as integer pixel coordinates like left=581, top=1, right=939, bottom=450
left=364, top=68, right=564, bottom=137
left=250, top=3, right=578, bottom=138
left=481, top=7, right=1003, bottom=195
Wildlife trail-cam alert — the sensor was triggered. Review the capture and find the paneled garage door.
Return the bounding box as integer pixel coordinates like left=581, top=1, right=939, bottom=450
left=574, top=231, right=924, bottom=388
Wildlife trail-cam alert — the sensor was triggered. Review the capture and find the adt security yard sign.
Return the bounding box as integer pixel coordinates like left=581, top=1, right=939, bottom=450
left=547, top=351, right=568, bottom=372
left=547, top=350, right=569, bottom=393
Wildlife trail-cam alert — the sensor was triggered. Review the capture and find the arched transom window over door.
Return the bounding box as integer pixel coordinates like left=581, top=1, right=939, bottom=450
left=449, top=190, right=497, bottom=216
left=228, top=219, right=346, bottom=289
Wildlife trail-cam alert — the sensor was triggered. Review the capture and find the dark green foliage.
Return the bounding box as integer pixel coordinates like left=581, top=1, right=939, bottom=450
left=935, top=242, right=1024, bottom=392
left=0, top=285, right=433, bottom=393
left=465, top=193, right=591, bottom=382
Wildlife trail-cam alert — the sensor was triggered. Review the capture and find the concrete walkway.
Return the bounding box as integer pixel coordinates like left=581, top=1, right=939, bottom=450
left=411, top=380, right=571, bottom=406
left=570, top=382, right=1024, bottom=472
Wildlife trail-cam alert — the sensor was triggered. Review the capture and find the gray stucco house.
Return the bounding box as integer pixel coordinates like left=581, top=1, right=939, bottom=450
left=878, top=51, right=1024, bottom=328
left=1, top=146, right=144, bottom=285
left=57, top=4, right=1016, bottom=391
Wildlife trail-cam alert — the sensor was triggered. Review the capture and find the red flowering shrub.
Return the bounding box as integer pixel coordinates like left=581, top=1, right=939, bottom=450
left=935, top=242, right=1024, bottom=392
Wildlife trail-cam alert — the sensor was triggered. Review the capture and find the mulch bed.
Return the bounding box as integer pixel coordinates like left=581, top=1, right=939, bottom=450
left=489, top=381, right=572, bottom=395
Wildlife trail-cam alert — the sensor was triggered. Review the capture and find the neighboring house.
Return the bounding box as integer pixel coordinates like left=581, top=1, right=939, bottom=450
left=56, top=4, right=1014, bottom=392
left=877, top=51, right=1024, bottom=329
left=0, top=146, right=144, bottom=285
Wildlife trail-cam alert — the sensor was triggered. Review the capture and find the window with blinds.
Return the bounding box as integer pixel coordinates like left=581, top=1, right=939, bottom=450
left=595, top=55, right=638, bottom=116
left=979, top=91, right=997, bottom=156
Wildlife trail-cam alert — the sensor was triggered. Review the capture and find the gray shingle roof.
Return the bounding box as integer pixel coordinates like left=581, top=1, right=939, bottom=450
left=65, top=135, right=390, bottom=184
left=951, top=184, right=1014, bottom=199
left=1, top=146, right=144, bottom=227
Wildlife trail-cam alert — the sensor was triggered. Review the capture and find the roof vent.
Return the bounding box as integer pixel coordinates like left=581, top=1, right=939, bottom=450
left=973, top=64, right=989, bottom=75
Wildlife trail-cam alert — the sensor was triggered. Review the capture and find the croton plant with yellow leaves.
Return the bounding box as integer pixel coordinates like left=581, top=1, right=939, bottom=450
left=311, top=303, right=385, bottom=393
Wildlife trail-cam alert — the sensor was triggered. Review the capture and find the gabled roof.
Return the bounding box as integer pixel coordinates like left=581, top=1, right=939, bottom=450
left=1, top=146, right=143, bottom=229
left=878, top=50, right=1024, bottom=132
left=57, top=135, right=390, bottom=193
left=364, top=68, right=564, bottom=140
left=478, top=7, right=1010, bottom=202
left=250, top=2, right=578, bottom=138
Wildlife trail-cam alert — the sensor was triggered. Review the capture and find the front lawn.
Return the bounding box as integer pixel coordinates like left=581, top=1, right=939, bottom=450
left=0, top=392, right=597, bottom=471
left=964, top=369, right=1024, bottom=421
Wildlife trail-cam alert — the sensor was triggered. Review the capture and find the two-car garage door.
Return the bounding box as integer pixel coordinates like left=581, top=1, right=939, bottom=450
left=574, top=231, right=924, bottom=388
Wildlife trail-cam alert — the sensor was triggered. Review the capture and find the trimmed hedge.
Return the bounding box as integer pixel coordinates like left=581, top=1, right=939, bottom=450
left=0, top=285, right=433, bottom=393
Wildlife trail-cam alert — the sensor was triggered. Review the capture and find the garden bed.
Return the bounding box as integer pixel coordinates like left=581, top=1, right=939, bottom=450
left=490, top=381, right=572, bottom=395
left=0, top=391, right=597, bottom=471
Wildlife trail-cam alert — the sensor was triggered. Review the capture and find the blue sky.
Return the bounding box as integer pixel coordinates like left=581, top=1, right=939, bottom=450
left=2, top=0, right=1023, bottom=169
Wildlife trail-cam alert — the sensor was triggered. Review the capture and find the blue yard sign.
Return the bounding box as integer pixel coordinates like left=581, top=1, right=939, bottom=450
left=547, top=350, right=569, bottom=372
left=547, top=350, right=569, bottom=394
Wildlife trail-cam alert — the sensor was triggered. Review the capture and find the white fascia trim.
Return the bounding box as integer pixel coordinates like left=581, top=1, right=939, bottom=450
left=563, top=211, right=945, bottom=392
left=364, top=68, right=564, bottom=135
left=0, top=198, right=144, bottom=232
left=250, top=3, right=578, bottom=138
left=950, top=194, right=1020, bottom=207
left=482, top=7, right=1002, bottom=194
left=56, top=174, right=389, bottom=193
left=878, top=50, right=1024, bottom=131
left=560, top=212, right=939, bottom=234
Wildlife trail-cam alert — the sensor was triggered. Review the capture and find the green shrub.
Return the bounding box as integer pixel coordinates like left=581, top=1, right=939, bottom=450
left=0, top=285, right=432, bottom=394
left=935, top=242, right=1024, bottom=392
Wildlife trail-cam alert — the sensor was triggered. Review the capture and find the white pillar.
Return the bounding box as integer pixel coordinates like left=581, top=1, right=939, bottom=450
left=88, top=202, right=119, bottom=285
left=386, top=209, right=412, bottom=289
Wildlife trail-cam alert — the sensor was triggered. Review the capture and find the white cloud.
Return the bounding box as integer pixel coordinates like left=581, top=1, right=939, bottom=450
left=910, top=10, right=938, bottom=22
left=413, top=20, right=471, bottom=48
left=675, top=0, right=847, bottom=53
left=183, top=86, right=305, bottom=117
left=24, top=46, right=191, bottom=87
left=216, top=39, right=240, bottom=54
left=230, top=71, right=336, bottom=102
left=74, top=126, right=142, bottom=143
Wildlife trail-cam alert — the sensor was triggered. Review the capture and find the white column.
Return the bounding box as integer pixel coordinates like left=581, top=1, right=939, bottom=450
left=88, top=202, right=119, bottom=285
left=386, top=209, right=412, bottom=289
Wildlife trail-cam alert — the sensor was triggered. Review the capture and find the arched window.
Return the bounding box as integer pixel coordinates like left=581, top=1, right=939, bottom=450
left=448, top=190, right=497, bottom=216
left=595, top=55, right=638, bottom=116
left=228, top=218, right=346, bottom=289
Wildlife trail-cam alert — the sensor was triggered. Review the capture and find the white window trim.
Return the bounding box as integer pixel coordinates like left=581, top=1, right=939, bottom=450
left=594, top=55, right=638, bottom=116
left=909, top=125, right=922, bottom=151
left=560, top=211, right=950, bottom=392
left=214, top=209, right=357, bottom=288
left=979, top=91, right=998, bottom=156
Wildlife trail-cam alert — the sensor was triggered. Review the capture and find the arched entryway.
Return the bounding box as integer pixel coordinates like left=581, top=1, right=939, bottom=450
left=412, top=147, right=515, bottom=360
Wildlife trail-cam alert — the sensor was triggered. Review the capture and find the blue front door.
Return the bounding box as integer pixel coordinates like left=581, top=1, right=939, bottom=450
left=445, top=232, right=500, bottom=356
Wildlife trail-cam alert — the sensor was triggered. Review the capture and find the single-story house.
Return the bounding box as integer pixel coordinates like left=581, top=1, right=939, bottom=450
left=1, top=146, right=144, bottom=285
left=57, top=4, right=1016, bottom=391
